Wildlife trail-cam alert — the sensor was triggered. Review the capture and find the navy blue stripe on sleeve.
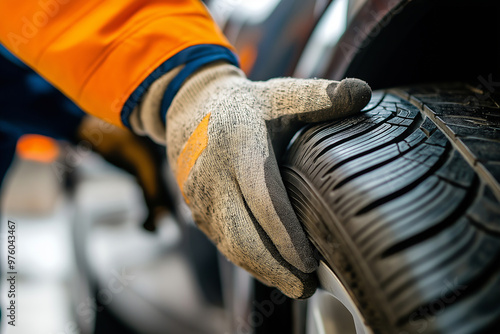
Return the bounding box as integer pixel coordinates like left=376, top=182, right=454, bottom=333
left=120, top=45, right=239, bottom=129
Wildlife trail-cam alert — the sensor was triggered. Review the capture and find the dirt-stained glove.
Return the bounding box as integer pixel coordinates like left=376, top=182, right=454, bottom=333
left=166, top=62, right=371, bottom=299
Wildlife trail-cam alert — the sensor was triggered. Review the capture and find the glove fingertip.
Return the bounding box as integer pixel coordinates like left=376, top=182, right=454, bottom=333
left=298, top=272, right=319, bottom=299
left=327, top=78, right=372, bottom=116
left=142, top=216, right=157, bottom=232
left=283, top=271, right=318, bottom=299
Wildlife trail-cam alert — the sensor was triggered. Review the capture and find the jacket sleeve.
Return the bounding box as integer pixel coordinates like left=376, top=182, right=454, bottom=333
left=0, top=0, right=237, bottom=127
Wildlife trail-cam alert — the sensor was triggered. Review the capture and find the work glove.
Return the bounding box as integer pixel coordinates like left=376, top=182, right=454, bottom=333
left=165, top=62, right=371, bottom=299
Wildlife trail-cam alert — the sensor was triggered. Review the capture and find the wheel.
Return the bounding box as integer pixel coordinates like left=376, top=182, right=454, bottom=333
left=282, top=82, right=500, bottom=334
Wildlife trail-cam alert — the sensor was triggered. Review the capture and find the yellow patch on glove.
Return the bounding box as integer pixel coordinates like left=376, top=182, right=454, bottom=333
left=176, top=112, right=211, bottom=202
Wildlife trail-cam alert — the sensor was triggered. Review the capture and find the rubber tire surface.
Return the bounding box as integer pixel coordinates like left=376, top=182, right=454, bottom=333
left=282, top=82, right=500, bottom=334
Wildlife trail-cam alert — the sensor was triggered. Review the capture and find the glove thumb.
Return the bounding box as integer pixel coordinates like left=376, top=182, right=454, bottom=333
left=264, top=77, right=372, bottom=123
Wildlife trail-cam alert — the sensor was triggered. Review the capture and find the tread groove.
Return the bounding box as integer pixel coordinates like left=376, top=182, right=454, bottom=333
left=355, top=142, right=451, bottom=216
left=380, top=176, right=479, bottom=258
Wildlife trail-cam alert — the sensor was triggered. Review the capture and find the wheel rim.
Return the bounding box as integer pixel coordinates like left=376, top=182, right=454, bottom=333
left=306, top=261, right=373, bottom=334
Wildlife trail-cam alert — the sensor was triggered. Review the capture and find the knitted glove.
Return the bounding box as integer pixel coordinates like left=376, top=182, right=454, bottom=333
left=166, top=62, right=371, bottom=299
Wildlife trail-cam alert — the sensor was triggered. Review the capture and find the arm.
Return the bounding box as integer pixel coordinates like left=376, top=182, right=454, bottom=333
left=0, top=45, right=171, bottom=230
left=0, top=0, right=235, bottom=127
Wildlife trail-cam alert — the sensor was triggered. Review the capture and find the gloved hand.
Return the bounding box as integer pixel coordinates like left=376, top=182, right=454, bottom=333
left=166, top=62, right=371, bottom=299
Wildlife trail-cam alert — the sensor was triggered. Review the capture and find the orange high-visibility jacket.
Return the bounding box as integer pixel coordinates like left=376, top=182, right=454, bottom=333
left=0, top=0, right=237, bottom=127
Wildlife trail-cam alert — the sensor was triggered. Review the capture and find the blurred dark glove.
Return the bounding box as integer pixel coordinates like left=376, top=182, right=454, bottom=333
left=77, top=116, right=172, bottom=231
left=165, top=62, right=371, bottom=298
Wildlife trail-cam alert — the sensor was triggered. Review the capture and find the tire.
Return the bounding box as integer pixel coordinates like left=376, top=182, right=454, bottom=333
left=282, top=82, right=500, bottom=334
